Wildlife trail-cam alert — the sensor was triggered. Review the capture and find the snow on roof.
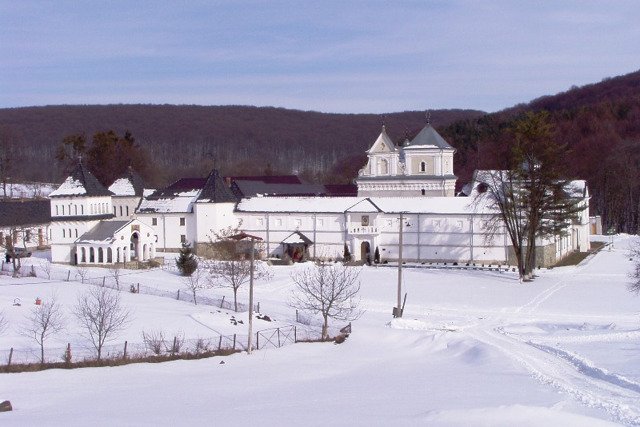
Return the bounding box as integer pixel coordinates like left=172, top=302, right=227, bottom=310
left=76, top=220, right=130, bottom=244
left=49, top=176, right=87, bottom=196
left=138, top=190, right=200, bottom=213
left=109, top=177, right=136, bottom=196
left=282, top=231, right=313, bottom=245
left=237, top=197, right=366, bottom=213
left=237, top=196, right=495, bottom=215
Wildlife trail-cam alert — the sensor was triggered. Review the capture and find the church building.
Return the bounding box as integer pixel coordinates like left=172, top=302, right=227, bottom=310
left=47, top=122, right=591, bottom=268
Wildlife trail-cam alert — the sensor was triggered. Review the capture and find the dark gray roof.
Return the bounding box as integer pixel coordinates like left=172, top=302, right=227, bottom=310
left=77, top=220, right=129, bottom=243
left=50, top=162, right=113, bottom=198
left=197, top=170, right=237, bottom=203
left=0, top=200, right=51, bottom=227
left=110, top=167, right=146, bottom=197
left=406, top=124, right=455, bottom=150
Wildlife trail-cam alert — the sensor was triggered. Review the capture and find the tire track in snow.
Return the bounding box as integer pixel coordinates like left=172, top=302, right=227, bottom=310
left=466, top=322, right=640, bottom=425
left=515, top=279, right=568, bottom=314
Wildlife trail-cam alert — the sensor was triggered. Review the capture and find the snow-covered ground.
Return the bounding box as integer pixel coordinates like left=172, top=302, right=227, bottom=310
left=1, top=235, right=639, bottom=426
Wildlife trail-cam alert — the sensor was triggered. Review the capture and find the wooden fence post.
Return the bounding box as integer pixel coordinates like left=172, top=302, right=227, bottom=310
left=8, top=348, right=13, bottom=366
left=172, top=337, right=177, bottom=356
left=123, top=341, right=128, bottom=360
left=220, top=296, right=225, bottom=308
left=294, top=326, right=297, bottom=343
left=277, top=327, right=281, bottom=347
left=256, top=332, right=259, bottom=350
left=102, top=276, right=106, bottom=287
left=137, top=283, right=140, bottom=293
left=67, top=270, right=71, bottom=281
left=233, top=334, right=236, bottom=350
left=218, top=336, right=223, bottom=351
left=177, top=290, right=180, bottom=300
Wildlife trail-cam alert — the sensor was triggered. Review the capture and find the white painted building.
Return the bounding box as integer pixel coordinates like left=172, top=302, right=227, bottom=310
left=47, top=123, right=590, bottom=268
left=136, top=170, right=237, bottom=255
left=49, top=163, right=156, bottom=265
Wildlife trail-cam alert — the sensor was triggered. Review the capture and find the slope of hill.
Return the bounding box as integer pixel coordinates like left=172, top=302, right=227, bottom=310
left=441, top=69, right=640, bottom=233
left=0, top=105, right=483, bottom=186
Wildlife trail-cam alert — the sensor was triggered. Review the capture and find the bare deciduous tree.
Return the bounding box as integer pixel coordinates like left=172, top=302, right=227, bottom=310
left=183, top=266, right=209, bottom=305
left=209, top=259, right=271, bottom=312
left=21, top=296, right=66, bottom=364
left=110, top=267, right=122, bottom=290
left=289, top=262, right=363, bottom=340
left=39, top=260, right=52, bottom=280
left=207, top=222, right=272, bottom=312
left=74, top=286, right=131, bottom=361
left=75, top=266, right=89, bottom=284
left=142, top=329, right=166, bottom=355
left=628, top=241, right=640, bottom=294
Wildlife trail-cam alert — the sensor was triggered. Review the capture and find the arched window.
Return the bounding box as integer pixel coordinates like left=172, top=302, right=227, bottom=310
left=420, top=161, right=426, bottom=172
left=379, top=159, right=389, bottom=175
left=81, top=205, right=84, bottom=215
left=74, top=205, right=78, bottom=215
left=62, top=229, right=65, bottom=238
left=55, top=205, right=59, bottom=215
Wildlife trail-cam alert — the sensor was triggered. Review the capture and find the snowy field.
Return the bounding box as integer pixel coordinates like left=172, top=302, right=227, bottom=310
left=1, top=235, right=639, bottom=426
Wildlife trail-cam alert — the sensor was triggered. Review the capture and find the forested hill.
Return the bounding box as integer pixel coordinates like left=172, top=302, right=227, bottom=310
left=441, top=69, right=640, bottom=233
left=0, top=105, right=483, bottom=186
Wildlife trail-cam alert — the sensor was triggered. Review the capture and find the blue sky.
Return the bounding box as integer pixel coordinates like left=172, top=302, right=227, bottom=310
left=1, top=1, right=639, bottom=113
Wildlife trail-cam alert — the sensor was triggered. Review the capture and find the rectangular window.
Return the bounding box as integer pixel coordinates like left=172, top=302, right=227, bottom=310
left=361, top=215, right=369, bottom=226
left=180, top=217, right=186, bottom=226
left=276, top=218, right=282, bottom=227
left=317, top=218, right=324, bottom=227
left=152, top=218, right=158, bottom=226
left=256, top=218, right=264, bottom=227
left=120, top=206, right=123, bottom=216
left=180, top=234, right=186, bottom=243
left=126, top=206, right=129, bottom=216
left=295, top=218, right=302, bottom=227
left=62, top=229, right=65, bottom=238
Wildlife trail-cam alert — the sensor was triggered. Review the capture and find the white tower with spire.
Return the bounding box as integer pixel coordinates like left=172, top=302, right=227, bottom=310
left=355, top=120, right=457, bottom=197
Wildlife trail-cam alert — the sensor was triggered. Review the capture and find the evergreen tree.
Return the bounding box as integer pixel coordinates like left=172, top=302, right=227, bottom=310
left=343, top=243, right=351, bottom=262
left=176, top=241, right=198, bottom=276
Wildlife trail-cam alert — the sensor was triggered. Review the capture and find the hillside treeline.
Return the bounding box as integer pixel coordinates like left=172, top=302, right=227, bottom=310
left=1, top=69, right=639, bottom=233
left=0, top=105, right=482, bottom=187
left=441, top=70, right=640, bottom=234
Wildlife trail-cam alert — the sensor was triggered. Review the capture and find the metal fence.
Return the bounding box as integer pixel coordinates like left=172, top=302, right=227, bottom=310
left=1, top=333, right=246, bottom=366
left=0, top=260, right=254, bottom=312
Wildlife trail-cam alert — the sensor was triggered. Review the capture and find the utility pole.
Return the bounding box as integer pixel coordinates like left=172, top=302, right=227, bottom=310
left=247, top=237, right=255, bottom=355
left=396, top=212, right=404, bottom=318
